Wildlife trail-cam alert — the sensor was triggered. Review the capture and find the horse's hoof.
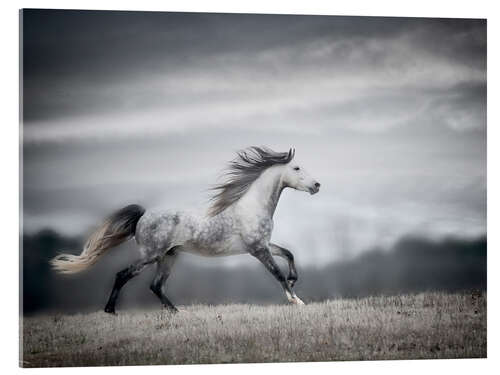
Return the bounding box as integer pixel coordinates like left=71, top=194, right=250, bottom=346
left=290, top=297, right=305, bottom=305
left=104, top=307, right=116, bottom=314
left=161, top=306, right=179, bottom=314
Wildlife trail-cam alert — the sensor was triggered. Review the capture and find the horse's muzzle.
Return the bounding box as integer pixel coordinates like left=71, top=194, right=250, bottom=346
left=308, top=182, right=321, bottom=195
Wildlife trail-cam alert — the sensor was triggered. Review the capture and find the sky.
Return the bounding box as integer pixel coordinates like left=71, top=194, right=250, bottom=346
left=21, top=10, right=486, bottom=265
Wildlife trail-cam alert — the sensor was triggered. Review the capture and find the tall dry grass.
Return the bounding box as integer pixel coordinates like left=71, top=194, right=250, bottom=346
left=21, top=291, right=486, bottom=367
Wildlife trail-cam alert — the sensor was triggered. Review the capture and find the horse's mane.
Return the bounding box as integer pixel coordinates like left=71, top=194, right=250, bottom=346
left=208, top=146, right=295, bottom=217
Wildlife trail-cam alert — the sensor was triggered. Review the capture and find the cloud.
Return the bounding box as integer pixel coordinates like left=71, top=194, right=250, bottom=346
left=22, top=13, right=485, bottom=142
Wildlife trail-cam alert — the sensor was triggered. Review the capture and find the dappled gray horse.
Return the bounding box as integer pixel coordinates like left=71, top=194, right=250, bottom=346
left=51, top=146, right=321, bottom=313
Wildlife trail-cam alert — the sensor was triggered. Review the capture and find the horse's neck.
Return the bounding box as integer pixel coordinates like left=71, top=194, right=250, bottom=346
left=235, top=166, right=284, bottom=219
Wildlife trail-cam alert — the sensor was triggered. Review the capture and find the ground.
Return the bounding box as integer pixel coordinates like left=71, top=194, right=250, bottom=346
left=21, top=291, right=486, bottom=367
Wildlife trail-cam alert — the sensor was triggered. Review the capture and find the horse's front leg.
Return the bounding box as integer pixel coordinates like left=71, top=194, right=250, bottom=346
left=269, top=243, right=298, bottom=288
left=249, top=245, right=305, bottom=305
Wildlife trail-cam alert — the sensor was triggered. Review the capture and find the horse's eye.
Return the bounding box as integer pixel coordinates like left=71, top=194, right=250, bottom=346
left=293, top=167, right=300, bottom=171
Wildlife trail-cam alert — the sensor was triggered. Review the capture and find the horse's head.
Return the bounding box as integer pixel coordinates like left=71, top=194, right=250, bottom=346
left=282, top=148, right=321, bottom=195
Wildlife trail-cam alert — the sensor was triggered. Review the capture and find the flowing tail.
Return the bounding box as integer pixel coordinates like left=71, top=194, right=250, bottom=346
left=50, top=204, right=146, bottom=274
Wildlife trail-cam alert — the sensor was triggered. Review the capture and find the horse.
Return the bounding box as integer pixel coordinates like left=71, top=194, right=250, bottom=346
left=50, top=146, right=321, bottom=314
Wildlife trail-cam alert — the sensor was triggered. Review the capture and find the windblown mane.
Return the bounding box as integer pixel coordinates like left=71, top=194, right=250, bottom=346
left=208, top=146, right=295, bottom=217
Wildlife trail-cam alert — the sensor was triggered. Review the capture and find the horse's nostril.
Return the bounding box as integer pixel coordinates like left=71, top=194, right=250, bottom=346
left=315, top=182, right=321, bottom=188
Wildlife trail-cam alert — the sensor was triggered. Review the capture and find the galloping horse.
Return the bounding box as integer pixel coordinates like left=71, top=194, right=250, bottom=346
left=51, top=146, right=321, bottom=313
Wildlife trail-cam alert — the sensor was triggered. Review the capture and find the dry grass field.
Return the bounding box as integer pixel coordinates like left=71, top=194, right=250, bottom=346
left=21, top=291, right=486, bottom=367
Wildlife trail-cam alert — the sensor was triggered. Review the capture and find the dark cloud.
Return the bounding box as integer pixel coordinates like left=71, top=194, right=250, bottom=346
left=22, top=10, right=485, bottom=123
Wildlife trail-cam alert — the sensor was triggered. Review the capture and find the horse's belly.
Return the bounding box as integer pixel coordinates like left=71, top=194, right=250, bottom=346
left=180, top=236, right=247, bottom=257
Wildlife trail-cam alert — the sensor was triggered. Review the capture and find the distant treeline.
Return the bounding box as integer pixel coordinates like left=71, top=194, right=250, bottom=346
left=21, top=229, right=486, bottom=315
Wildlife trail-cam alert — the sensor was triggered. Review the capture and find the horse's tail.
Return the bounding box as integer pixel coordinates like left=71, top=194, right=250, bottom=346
left=50, top=204, right=146, bottom=274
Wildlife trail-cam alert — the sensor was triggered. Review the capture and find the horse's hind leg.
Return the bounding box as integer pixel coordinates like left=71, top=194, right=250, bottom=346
left=104, top=255, right=158, bottom=314
left=150, top=248, right=179, bottom=312
left=269, top=243, right=298, bottom=288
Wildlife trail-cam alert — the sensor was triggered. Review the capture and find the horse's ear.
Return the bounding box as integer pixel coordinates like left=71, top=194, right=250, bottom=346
left=288, top=147, right=295, bottom=160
